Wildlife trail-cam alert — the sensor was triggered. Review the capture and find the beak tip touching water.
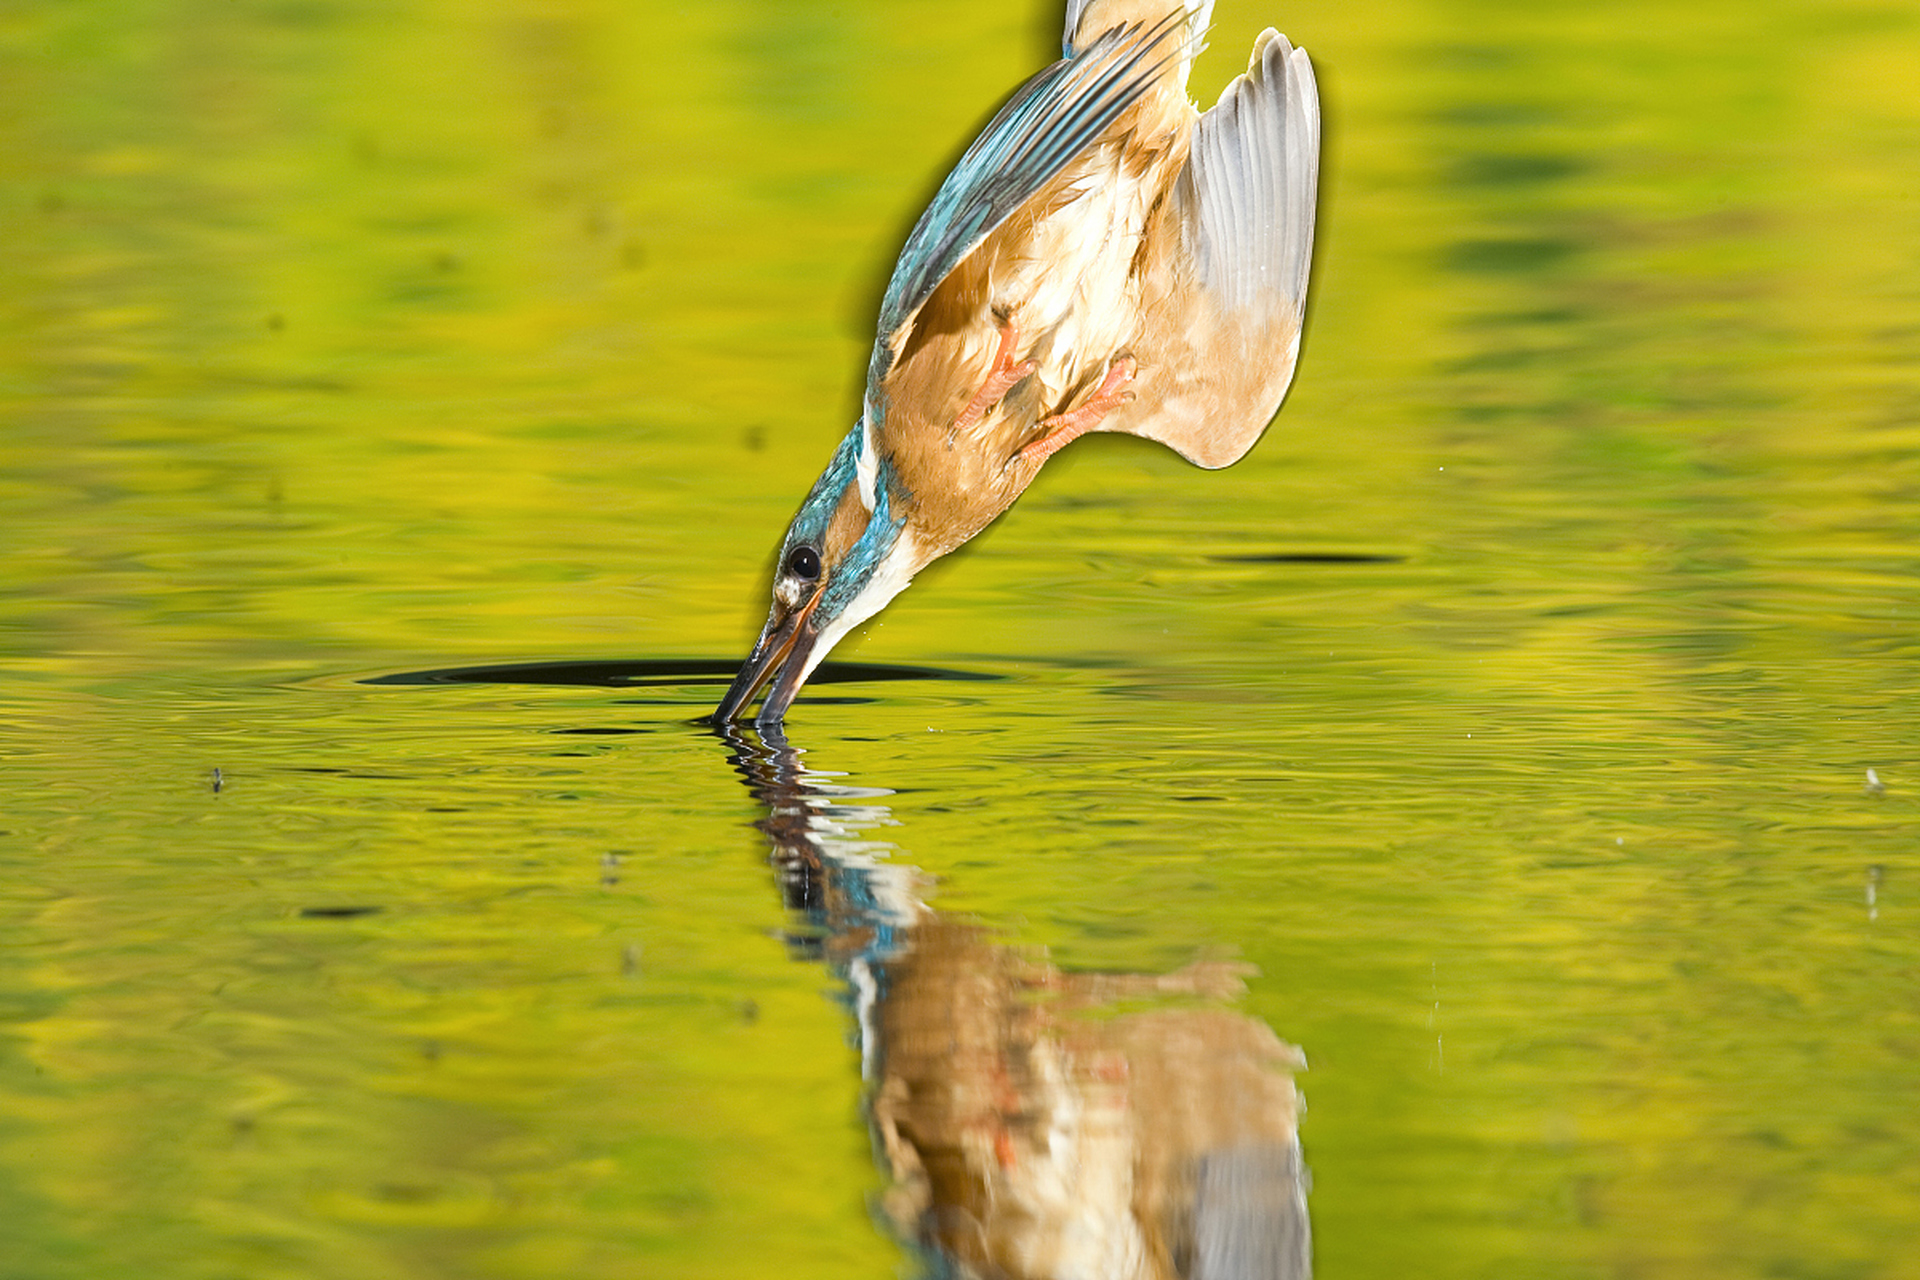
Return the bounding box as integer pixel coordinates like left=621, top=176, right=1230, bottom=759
left=710, top=646, right=782, bottom=728
left=712, top=593, right=823, bottom=728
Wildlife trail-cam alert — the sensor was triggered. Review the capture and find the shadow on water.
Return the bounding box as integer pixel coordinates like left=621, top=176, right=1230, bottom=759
left=361, top=658, right=1000, bottom=690
left=717, top=721, right=1312, bottom=1279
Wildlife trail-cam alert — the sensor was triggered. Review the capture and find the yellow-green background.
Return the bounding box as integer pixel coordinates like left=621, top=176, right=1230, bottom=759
left=3, top=0, right=1917, bottom=1276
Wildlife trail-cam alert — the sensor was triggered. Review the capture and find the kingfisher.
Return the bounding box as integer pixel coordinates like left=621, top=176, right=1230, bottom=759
left=715, top=0, right=1320, bottom=726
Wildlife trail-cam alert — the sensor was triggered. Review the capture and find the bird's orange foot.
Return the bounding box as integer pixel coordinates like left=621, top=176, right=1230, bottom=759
left=952, top=322, right=1037, bottom=437
left=1013, top=356, right=1137, bottom=468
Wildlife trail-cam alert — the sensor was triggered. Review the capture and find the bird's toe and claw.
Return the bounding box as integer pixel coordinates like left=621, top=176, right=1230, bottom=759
left=1012, top=355, right=1138, bottom=469
left=952, top=322, right=1039, bottom=439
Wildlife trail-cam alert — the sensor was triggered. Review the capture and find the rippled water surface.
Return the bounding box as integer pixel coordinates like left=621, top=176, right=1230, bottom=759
left=4, top=1, right=1918, bottom=1276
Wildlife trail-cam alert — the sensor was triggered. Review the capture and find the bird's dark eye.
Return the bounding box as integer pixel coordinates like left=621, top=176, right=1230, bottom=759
left=786, top=544, right=822, bottom=580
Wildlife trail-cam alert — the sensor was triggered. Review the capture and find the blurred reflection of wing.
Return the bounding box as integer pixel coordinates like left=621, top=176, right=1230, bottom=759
left=720, top=725, right=1310, bottom=1279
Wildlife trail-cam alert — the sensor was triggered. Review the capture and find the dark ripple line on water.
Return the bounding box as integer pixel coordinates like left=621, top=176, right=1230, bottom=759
left=360, top=658, right=1003, bottom=689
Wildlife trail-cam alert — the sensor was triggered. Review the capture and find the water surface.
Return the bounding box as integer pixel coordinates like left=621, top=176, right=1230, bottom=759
left=3, top=0, right=1918, bottom=1276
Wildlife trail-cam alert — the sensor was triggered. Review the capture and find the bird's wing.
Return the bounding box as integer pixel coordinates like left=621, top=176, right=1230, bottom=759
left=870, top=9, right=1197, bottom=392
left=1107, top=30, right=1320, bottom=469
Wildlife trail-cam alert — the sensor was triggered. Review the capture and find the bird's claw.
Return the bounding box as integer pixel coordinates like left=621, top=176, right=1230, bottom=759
left=1013, top=356, right=1137, bottom=468
left=953, top=322, right=1035, bottom=436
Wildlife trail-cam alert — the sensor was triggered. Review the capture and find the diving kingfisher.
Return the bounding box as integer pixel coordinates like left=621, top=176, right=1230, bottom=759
left=716, top=0, right=1320, bottom=726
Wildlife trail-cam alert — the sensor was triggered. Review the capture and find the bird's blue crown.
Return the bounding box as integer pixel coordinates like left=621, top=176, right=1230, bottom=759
left=779, top=425, right=906, bottom=617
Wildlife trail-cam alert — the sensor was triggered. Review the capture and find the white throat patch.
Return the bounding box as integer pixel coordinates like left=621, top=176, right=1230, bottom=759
left=855, top=412, right=880, bottom=513
left=795, top=527, right=921, bottom=687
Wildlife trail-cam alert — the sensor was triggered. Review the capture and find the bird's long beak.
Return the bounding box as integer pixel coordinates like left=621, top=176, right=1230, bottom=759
left=712, top=589, right=823, bottom=726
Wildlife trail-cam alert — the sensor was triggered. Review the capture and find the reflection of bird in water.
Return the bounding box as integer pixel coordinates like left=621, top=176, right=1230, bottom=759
left=717, top=0, right=1320, bottom=726
left=722, top=724, right=1310, bottom=1279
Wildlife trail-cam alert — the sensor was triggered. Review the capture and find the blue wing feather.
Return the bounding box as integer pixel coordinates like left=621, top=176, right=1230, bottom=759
left=867, top=10, right=1193, bottom=392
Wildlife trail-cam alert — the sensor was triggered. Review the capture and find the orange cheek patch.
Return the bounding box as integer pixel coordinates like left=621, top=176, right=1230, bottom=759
left=822, top=486, right=869, bottom=563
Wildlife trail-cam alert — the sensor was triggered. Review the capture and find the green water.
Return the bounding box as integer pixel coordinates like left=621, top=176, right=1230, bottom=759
left=4, top=0, right=1918, bottom=1276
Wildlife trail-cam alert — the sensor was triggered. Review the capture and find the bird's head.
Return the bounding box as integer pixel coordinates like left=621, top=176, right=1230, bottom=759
left=714, top=426, right=926, bottom=726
